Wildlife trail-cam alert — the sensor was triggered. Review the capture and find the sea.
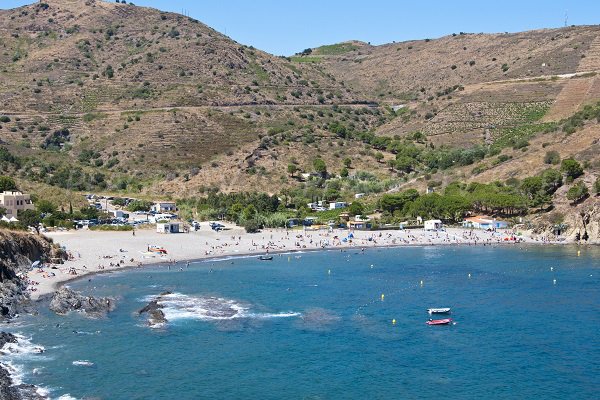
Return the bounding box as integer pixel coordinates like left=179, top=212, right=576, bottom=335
left=1, top=245, right=598, bottom=399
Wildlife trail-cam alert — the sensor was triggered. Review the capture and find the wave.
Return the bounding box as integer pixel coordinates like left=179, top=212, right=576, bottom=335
left=0, top=333, right=53, bottom=398
left=72, top=360, right=94, bottom=367
left=155, top=293, right=300, bottom=322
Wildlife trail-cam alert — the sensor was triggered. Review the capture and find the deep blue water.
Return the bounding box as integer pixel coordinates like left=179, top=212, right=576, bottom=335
left=4, top=245, right=600, bottom=399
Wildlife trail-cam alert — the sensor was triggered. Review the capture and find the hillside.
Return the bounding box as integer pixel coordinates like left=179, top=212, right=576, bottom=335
left=0, top=1, right=598, bottom=239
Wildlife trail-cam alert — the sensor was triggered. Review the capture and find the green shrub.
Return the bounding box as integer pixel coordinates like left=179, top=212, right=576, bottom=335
left=544, top=150, right=560, bottom=165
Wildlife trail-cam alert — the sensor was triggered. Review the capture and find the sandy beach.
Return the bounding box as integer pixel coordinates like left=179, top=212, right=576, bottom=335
left=26, top=225, right=545, bottom=300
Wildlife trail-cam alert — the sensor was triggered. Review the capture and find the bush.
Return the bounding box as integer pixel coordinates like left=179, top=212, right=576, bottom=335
left=242, top=219, right=261, bottom=233
left=544, top=150, right=560, bottom=165
left=560, top=158, right=583, bottom=180
left=594, top=176, right=600, bottom=195
left=90, top=225, right=133, bottom=231
left=566, top=181, right=589, bottom=203
left=0, top=175, right=17, bottom=192
left=127, top=200, right=153, bottom=212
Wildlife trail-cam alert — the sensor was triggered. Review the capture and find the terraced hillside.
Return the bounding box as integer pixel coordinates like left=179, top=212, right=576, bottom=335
left=0, top=0, right=598, bottom=235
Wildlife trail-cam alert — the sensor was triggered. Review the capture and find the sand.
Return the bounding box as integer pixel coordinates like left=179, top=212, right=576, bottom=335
left=26, top=224, right=543, bottom=300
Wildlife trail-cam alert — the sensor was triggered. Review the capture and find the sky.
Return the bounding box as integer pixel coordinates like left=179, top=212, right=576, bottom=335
left=2, top=0, right=599, bottom=55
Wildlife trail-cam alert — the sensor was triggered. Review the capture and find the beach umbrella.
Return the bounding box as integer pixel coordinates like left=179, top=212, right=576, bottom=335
left=1, top=216, right=9, bottom=222
left=31, top=260, right=41, bottom=269
left=9, top=216, right=19, bottom=223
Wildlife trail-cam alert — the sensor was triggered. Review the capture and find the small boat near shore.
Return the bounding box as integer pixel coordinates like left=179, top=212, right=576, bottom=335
left=258, top=255, right=273, bottom=261
left=426, top=318, right=453, bottom=325
left=427, top=307, right=451, bottom=314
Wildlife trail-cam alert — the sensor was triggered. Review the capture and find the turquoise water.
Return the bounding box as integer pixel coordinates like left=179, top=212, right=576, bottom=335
left=5, top=245, right=600, bottom=399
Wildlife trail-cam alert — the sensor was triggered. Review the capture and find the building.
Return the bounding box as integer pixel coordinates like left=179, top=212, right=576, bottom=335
left=354, top=193, right=365, bottom=199
left=151, top=201, right=177, bottom=213
left=156, top=221, right=182, bottom=234
left=0, top=191, right=34, bottom=217
left=348, top=220, right=371, bottom=230
left=329, top=201, right=347, bottom=210
left=112, top=210, right=130, bottom=219
left=462, top=216, right=509, bottom=230
left=424, top=219, right=443, bottom=231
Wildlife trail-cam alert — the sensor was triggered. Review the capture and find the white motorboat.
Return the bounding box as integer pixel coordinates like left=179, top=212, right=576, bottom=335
left=427, top=308, right=451, bottom=314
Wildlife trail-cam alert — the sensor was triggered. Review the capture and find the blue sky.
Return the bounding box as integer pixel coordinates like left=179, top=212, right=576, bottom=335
left=2, top=0, right=599, bottom=55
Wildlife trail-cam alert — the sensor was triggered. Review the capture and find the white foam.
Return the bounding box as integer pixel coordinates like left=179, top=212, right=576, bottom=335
left=0, top=333, right=53, bottom=399
left=57, top=395, right=78, bottom=400
left=72, top=360, right=94, bottom=367
left=154, top=293, right=300, bottom=323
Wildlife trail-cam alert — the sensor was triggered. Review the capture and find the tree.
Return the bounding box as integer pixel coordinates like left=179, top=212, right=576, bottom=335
left=313, top=158, right=327, bottom=178
left=566, top=181, right=589, bottom=203
left=374, top=152, right=384, bottom=163
left=17, top=209, right=41, bottom=231
left=343, top=157, right=352, bottom=168
left=127, top=200, right=152, bottom=212
left=540, top=168, right=563, bottom=194
left=348, top=201, right=364, bottom=216
left=561, top=158, right=583, bottom=181
left=36, top=200, right=56, bottom=214
left=594, top=176, right=600, bottom=195
left=0, top=176, right=17, bottom=192
left=287, top=163, right=298, bottom=178
left=242, top=219, right=261, bottom=233
left=0, top=206, right=6, bottom=216
left=543, top=150, right=560, bottom=165
left=241, top=204, right=257, bottom=221
left=340, top=167, right=349, bottom=178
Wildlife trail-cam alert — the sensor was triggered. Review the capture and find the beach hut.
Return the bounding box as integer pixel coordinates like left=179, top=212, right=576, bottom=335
left=424, top=219, right=443, bottom=231
left=156, top=222, right=182, bottom=234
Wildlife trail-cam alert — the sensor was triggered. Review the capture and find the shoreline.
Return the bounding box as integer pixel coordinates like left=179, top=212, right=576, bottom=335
left=25, top=225, right=570, bottom=301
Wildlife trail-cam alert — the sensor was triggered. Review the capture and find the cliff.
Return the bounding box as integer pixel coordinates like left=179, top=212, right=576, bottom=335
left=0, top=230, right=66, bottom=319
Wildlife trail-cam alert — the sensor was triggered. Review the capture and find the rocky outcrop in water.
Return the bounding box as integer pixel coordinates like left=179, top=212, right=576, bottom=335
left=138, top=291, right=171, bottom=327
left=0, top=230, right=66, bottom=320
left=0, top=332, right=47, bottom=400
left=49, top=287, right=115, bottom=318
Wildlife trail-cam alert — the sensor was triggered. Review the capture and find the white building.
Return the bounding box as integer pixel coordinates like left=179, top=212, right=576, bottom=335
left=329, top=201, right=347, bottom=210
left=424, top=219, right=443, bottom=231
left=156, top=221, right=182, bottom=234
left=151, top=201, right=177, bottom=213
left=0, top=191, right=34, bottom=217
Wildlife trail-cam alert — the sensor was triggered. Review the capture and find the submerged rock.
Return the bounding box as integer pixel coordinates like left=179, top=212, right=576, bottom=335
left=49, top=288, right=115, bottom=318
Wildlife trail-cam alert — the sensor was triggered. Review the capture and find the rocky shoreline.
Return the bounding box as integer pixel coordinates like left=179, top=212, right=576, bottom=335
left=0, top=230, right=66, bottom=399
left=0, top=332, right=47, bottom=400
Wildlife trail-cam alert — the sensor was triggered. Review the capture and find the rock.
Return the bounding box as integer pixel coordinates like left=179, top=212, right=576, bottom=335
left=138, top=293, right=171, bottom=326
left=0, top=332, right=17, bottom=349
left=0, top=332, right=47, bottom=400
left=0, top=230, right=67, bottom=321
left=49, top=288, right=115, bottom=318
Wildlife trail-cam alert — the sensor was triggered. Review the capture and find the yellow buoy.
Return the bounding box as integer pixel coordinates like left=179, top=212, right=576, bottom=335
left=392, top=319, right=396, bottom=325
left=577, top=250, right=581, bottom=257
left=381, top=293, right=385, bottom=301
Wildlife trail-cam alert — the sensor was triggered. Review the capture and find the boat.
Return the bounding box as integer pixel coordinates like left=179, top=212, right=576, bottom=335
left=427, top=308, right=451, bottom=314
left=258, top=255, right=273, bottom=261
left=426, top=318, right=453, bottom=325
